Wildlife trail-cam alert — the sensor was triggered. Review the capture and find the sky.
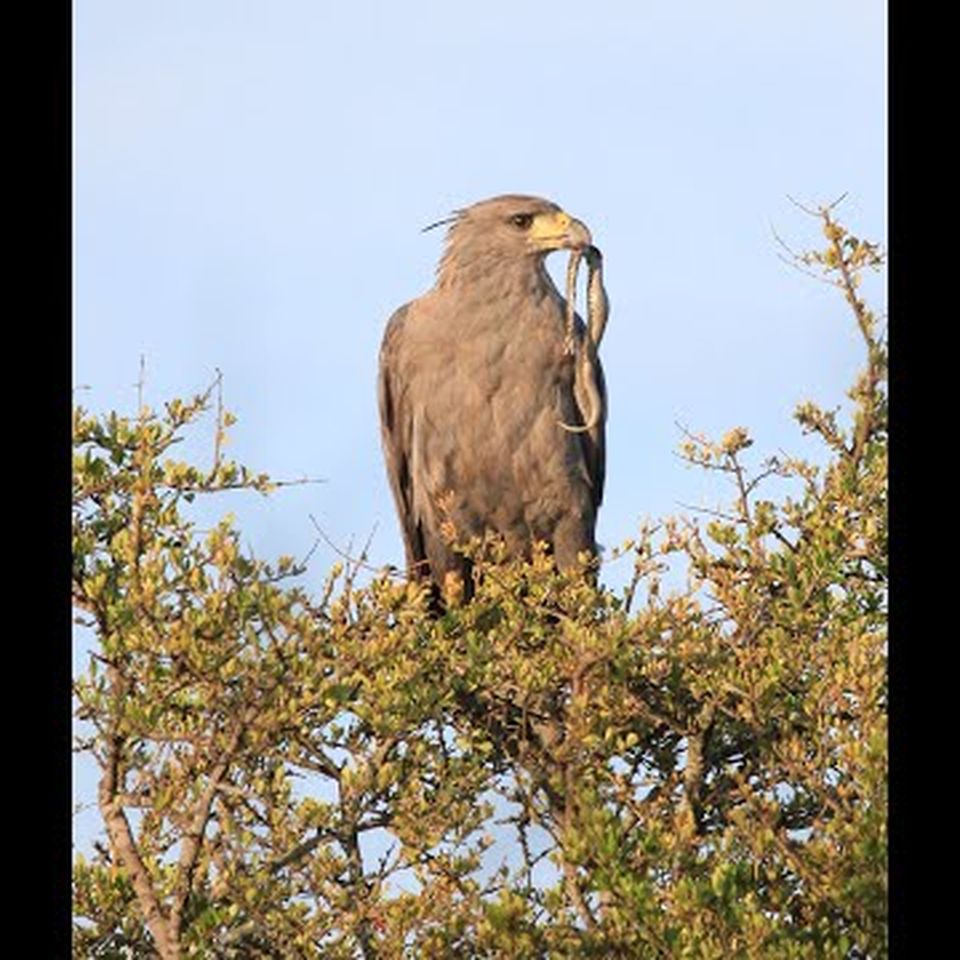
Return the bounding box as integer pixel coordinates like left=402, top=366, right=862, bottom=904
left=73, top=0, right=886, bottom=855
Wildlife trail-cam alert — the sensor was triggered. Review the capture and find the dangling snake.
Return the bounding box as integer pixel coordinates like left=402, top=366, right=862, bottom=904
left=559, top=244, right=608, bottom=433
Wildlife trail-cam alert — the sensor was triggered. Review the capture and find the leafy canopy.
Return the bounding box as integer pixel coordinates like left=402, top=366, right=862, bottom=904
left=73, top=206, right=886, bottom=959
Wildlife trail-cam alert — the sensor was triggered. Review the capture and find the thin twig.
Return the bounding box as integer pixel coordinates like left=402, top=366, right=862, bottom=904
left=675, top=501, right=743, bottom=524
left=308, top=514, right=402, bottom=579
left=213, top=368, right=224, bottom=472
left=136, top=354, right=147, bottom=416
left=785, top=191, right=847, bottom=217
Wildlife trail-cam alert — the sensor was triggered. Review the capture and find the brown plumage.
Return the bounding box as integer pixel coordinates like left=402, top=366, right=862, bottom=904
left=377, top=194, right=608, bottom=598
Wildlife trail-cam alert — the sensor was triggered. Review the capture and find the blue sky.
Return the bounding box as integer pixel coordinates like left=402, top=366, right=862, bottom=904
left=73, top=0, right=886, bottom=850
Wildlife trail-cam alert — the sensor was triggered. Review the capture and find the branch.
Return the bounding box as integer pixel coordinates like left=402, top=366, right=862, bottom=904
left=269, top=831, right=327, bottom=873
left=99, top=731, right=178, bottom=959
left=212, top=368, right=224, bottom=472
left=680, top=703, right=716, bottom=837
left=169, top=712, right=251, bottom=944
left=309, top=514, right=399, bottom=580
left=820, top=208, right=884, bottom=465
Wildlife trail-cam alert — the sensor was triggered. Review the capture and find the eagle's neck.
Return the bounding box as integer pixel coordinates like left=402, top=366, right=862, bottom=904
left=435, top=250, right=556, bottom=309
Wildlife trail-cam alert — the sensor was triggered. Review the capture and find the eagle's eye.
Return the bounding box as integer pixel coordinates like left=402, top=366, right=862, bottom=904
left=509, top=213, right=534, bottom=230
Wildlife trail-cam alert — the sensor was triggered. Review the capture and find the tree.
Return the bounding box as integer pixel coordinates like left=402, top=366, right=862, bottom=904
left=73, top=205, right=887, bottom=958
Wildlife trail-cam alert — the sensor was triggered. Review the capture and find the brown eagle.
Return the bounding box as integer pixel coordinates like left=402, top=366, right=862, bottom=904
left=377, top=194, right=608, bottom=597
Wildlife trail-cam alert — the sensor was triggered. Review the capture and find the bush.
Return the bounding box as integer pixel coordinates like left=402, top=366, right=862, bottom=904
left=73, top=205, right=886, bottom=959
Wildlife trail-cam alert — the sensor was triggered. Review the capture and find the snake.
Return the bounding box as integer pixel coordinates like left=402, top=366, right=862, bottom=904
left=558, top=244, right=607, bottom=434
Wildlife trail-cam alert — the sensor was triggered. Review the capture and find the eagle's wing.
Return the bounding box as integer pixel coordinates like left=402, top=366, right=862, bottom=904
left=377, top=303, right=428, bottom=577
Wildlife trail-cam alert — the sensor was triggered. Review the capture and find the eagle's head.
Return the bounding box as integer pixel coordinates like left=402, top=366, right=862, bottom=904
left=433, top=194, right=592, bottom=287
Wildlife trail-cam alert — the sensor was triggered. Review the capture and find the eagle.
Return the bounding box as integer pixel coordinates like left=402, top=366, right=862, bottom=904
left=377, top=194, right=608, bottom=599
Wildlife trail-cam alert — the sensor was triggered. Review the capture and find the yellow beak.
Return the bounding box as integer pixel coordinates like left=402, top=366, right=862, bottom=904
left=528, top=210, right=593, bottom=251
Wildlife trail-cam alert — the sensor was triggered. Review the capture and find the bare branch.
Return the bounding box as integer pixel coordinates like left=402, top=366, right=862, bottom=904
left=135, top=354, right=147, bottom=416
left=309, top=513, right=404, bottom=580
left=212, top=367, right=224, bottom=472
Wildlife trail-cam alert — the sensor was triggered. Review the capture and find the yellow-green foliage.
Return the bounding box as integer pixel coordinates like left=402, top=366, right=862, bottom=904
left=73, top=209, right=886, bottom=959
